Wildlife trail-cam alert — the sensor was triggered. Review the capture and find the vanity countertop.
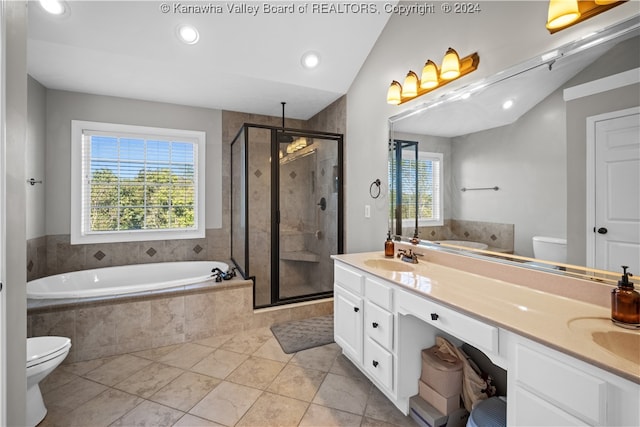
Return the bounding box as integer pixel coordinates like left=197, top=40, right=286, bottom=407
left=332, top=251, right=640, bottom=384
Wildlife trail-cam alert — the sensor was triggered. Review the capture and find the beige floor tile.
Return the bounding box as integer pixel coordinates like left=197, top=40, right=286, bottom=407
left=267, top=364, right=326, bottom=402
left=150, top=371, right=221, bottom=412
left=236, top=392, right=309, bottom=427
left=361, top=417, right=419, bottom=427
left=298, top=403, right=363, bottom=427
left=189, top=348, right=248, bottom=379
left=219, top=327, right=273, bottom=354
left=194, top=333, right=234, bottom=349
left=84, top=354, right=153, bottom=386
left=330, top=354, right=371, bottom=382
left=172, top=414, right=225, bottom=427
left=252, top=337, right=295, bottom=363
left=364, top=387, right=419, bottom=426
left=225, top=356, right=285, bottom=389
left=290, top=344, right=341, bottom=372
left=188, top=381, right=262, bottom=426
left=312, top=372, right=371, bottom=415
left=131, top=344, right=182, bottom=361
left=64, top=388, right=143, bottom=427
left=158, top=343, right=215, bottom=369
left=43, top=376, right=108, bottom=412
left=114, top=362, right=184, bottom=398
left=61, top=355, right=120, bottom=376
left=40, top=367, right=78, bottom=394
left=111, top=400, right=184, bottom=426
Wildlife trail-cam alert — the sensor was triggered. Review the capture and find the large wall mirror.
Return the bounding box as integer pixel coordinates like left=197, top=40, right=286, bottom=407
left=389, top=16, right=640, bottom=282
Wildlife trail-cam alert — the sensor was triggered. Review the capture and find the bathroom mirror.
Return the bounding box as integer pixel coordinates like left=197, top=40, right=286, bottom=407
left=388, top=16, right=640, bottom=282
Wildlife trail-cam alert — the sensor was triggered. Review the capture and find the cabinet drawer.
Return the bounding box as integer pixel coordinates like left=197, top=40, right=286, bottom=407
left=365, top=301, right=394, bottom=350
left=396, top=289, right=499, bottom=354
left=364, top=336, right=393, bottom=390
left=335, top=263, right=364, bottom=295
left=365, top=277, right=393, bottom=310
left=513, top=386, right=586, bottom=426
left=515, top=344, right=607, bottom=426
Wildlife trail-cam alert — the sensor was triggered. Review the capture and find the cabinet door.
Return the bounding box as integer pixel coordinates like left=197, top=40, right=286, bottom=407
left=334, top=286, right=363, bottom=364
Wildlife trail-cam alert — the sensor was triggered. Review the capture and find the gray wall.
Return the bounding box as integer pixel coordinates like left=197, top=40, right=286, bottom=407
left=26, top=77, right=46, bottom=240
left=44, top=90, right=223, bottom=236
left=450, top=88, right=567, bottom=257
left=5, top=1, right=28, bottom=424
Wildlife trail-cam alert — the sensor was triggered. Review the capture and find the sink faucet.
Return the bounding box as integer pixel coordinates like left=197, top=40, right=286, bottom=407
left=397, top=249, right=423, bottom=264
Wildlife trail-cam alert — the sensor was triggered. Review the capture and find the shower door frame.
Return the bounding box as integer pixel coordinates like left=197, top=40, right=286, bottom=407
left=230, top=123, right=344, bottom=308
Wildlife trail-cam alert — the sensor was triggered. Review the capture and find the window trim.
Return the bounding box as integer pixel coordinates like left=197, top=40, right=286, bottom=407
left=70, top=120, right=206, bottom=244
left=400, top=150, right=443, bottom=228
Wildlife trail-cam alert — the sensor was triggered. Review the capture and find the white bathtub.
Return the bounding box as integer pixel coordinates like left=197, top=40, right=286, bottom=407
left=433, top=240, right=489, bottom=250
left=27, top=261, right=229, bottom=299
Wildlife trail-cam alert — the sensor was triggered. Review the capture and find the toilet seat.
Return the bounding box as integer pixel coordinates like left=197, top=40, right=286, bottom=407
left=27, top=336, right=71, bottom=368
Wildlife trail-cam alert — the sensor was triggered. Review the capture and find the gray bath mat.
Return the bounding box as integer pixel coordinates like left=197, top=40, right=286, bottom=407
left=270, top=315, right=334, bottom=354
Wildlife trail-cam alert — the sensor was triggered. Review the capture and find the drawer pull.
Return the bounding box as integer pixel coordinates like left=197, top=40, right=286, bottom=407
left=372, top=360, right=379, bottom=368
left=354, top=307, right=360, bottom=313
left=372, top=322, right=379, bottom=328
left=430, top=313, right=439, bottom=321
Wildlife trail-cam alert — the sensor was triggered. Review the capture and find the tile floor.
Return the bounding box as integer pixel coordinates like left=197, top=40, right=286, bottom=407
left=39, top=326, right=419, bottom=427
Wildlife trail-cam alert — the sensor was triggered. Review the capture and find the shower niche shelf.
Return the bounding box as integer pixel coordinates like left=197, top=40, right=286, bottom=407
left=280, top=251, right=320, bottom=263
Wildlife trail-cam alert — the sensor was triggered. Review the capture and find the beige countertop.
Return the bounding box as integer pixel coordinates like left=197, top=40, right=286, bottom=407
left=332, top=251, right=640, bottom=384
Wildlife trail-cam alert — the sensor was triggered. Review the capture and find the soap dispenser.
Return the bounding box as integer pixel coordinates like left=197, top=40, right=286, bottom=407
left=611, top=266, right=640, bottom=329
left=385, top=231, right=395, bottom=257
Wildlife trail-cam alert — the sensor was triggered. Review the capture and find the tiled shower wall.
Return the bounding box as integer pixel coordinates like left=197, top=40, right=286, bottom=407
left=28, top=96, right=346, bottom=282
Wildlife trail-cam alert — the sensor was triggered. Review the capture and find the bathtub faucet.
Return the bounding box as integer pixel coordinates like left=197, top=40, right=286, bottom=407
left=211, top=267, right=237, bottom=282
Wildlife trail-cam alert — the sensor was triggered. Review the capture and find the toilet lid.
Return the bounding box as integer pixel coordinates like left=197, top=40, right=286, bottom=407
left=27, top=336, right=71, bottom=367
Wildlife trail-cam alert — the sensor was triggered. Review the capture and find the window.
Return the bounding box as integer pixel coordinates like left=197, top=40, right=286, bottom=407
left=389, top=150, right=443, bottom=227
left=71, top=121, right=205, bottom=244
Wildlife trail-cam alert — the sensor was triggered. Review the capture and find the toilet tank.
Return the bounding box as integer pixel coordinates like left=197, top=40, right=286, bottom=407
left=532, top=236, right=567, bottom=263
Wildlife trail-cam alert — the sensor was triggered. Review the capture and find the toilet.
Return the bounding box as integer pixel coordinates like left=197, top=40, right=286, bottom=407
left=532, top=236, right=568, bottom=264
left=26, top=336, right=72, bottom=427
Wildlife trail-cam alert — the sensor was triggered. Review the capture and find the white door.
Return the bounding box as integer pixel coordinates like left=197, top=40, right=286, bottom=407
left=588, top=107, right=640, bottom=274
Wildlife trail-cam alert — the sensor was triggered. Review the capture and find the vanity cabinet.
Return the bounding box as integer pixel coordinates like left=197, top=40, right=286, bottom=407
left=508, top=332, right=640, bottom=427
left=333, top=258, right=640, bottom=426
left=334, top=264, right=364, bottom=364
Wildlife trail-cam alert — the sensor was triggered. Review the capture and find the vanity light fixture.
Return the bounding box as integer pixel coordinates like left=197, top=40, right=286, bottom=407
left=546, top=0, right=626, bottom=33
left=176, top=24, right=200, bottom=45
left=386, top=48, right=480, bottom=105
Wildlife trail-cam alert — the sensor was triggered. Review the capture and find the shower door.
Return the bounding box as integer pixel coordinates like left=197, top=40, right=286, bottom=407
left=274, top=129, right=343, bottom=304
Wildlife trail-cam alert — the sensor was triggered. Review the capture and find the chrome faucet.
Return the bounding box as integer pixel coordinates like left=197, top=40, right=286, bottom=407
left=397, top=249, right=423, bottom=264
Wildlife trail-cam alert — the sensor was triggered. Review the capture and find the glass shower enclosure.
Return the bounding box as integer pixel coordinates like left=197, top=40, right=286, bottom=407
left=231, top=124, right=343, bottom=308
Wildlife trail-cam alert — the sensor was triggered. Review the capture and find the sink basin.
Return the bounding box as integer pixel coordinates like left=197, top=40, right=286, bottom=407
left=568, top=317, right=640, bottom=364
left=364, top=259, right=415, bottom=272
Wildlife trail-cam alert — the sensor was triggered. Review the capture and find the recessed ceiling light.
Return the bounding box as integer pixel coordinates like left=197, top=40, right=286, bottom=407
left=301, top=51, right=320, bottom=69
left=39, top=0, right=67, bottom=15
left=177, top=25, right=199, bottom=45
left=502, top=99, right=514, bottom=110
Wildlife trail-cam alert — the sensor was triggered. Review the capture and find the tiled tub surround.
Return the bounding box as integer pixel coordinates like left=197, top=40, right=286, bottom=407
left=414, top=219, right=514, bottom=252
left=27, top=230, right=228, bottom=282
left=28, top=278, right=333, bottom=364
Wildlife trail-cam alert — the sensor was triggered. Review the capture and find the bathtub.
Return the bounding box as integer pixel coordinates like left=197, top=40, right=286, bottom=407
left=27, top=261, right=229, bottom=299
left=433, top=240, right=489, bottom=250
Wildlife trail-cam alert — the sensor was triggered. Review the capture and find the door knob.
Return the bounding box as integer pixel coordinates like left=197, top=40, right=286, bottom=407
left=597, top=227, right=608, bottom=234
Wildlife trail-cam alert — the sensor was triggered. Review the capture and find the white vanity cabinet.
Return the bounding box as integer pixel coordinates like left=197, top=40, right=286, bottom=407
left=333, top=258, right=640, bottom=426
left=507, top=332, right=640, bottom=427
left=334, top=264, right=364, bottom=364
